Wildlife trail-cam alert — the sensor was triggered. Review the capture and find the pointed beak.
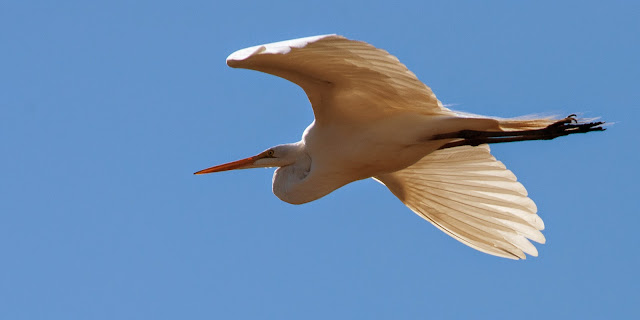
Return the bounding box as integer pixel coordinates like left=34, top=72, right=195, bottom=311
left=194, top=152, right=268, bottom=175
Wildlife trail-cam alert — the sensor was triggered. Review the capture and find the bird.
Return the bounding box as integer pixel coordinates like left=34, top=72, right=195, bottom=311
left=195, top=34, right=604, bottom=260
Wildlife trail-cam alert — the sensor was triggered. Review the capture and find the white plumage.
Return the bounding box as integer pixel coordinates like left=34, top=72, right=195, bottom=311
left=376, top=145, right=544, bottom=259
left=196, top=35, right=604, bottom=259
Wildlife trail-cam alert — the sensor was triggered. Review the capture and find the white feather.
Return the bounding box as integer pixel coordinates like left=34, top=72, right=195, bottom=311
left=376, top=145, right=545, bottom=259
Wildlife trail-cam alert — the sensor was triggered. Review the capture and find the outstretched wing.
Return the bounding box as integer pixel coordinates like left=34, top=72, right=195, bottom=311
left=226, top=34, right=452, bottom=124
left=375, top=145, right=545, bottom=260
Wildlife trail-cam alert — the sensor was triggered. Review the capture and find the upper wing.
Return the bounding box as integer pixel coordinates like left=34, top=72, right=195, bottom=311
left=226, top=35, right=452, bottom=124
left=375, top=145, right=545, bottom=260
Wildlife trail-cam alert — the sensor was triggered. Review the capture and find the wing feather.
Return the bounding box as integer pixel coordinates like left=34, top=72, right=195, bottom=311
left=226, top=35, right=452, bottom=123
left=375, top=145, right=545, bottom=260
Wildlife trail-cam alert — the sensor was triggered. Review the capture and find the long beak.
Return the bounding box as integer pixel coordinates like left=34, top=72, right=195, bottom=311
left=194, top=152, right=267, bottom=175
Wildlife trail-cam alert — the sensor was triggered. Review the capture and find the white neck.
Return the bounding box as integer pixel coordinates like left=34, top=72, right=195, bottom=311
left=270, top=142, right=342, bottom=204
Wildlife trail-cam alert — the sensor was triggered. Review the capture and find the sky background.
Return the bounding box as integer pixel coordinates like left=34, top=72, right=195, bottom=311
left=1, top=1, right=638, bottom=319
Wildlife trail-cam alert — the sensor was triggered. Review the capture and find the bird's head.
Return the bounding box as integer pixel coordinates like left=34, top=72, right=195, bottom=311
left=194, top=143, right=302, bottom=174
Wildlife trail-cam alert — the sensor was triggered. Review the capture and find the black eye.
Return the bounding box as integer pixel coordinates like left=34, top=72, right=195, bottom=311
left=267, top=149, right=275, bottom=157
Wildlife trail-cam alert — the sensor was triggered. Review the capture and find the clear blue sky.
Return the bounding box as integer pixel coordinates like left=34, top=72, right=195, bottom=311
left=1, top=1, right=638, bottom=319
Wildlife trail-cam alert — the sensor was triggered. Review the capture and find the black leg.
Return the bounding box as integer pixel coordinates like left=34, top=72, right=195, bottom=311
left=436, top=115, right=605, bottom=150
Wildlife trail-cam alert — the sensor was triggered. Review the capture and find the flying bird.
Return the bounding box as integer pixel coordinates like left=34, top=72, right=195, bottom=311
left=195, top=35, right=604, bottom=259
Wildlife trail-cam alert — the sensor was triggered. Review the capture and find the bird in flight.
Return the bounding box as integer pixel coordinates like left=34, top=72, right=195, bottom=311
left=195, top=35, right=604, bottom=259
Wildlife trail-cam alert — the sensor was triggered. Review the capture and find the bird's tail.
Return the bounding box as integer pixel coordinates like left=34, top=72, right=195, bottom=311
left=498, top=116, right=558, bottom=131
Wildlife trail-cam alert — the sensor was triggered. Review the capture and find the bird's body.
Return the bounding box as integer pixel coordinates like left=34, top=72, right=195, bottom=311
left=196, top=35, right=604, bottom=259
left=294, top=114, right=496, bottom=203
left=280, top=115, right=438, bottom=204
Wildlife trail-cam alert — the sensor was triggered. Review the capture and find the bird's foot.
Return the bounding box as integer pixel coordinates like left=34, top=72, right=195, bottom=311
left=548, top=114, right=578, bottom=127
left=544, top=114, right=605, bottom=137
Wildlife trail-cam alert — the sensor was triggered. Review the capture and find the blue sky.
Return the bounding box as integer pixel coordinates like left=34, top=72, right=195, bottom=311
left=1, top=1, right=638, bottom=319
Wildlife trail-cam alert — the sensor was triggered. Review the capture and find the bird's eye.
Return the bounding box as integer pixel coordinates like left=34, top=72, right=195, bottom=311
left=267, top=149, right=275, bottom=157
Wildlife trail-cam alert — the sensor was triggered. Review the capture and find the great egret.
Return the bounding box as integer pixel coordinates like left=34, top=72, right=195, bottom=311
left=195, top=35, right=604, bottom=259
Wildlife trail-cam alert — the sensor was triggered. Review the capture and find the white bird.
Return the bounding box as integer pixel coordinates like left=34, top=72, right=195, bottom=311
left=196, top=35, right=604, bottom=259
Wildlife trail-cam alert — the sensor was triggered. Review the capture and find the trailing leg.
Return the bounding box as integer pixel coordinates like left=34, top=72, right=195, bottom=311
left=435, top=114, right=605, bottom=149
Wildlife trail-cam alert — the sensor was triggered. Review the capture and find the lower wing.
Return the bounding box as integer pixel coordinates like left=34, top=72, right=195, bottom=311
left=375, top=145, right=545, bottom=259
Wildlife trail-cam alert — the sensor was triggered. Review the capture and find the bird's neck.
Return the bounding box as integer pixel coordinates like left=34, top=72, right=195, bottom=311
left=273, top=166, right=346, bottom=205
left=271, top=142, right=346, bottom=205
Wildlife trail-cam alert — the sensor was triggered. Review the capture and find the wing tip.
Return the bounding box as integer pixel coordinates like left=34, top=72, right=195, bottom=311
left=226, top=34, right=341, bottom=67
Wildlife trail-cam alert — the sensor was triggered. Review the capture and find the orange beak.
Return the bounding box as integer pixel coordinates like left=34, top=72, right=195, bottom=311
left=194, top=151, right=269, bottom=175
